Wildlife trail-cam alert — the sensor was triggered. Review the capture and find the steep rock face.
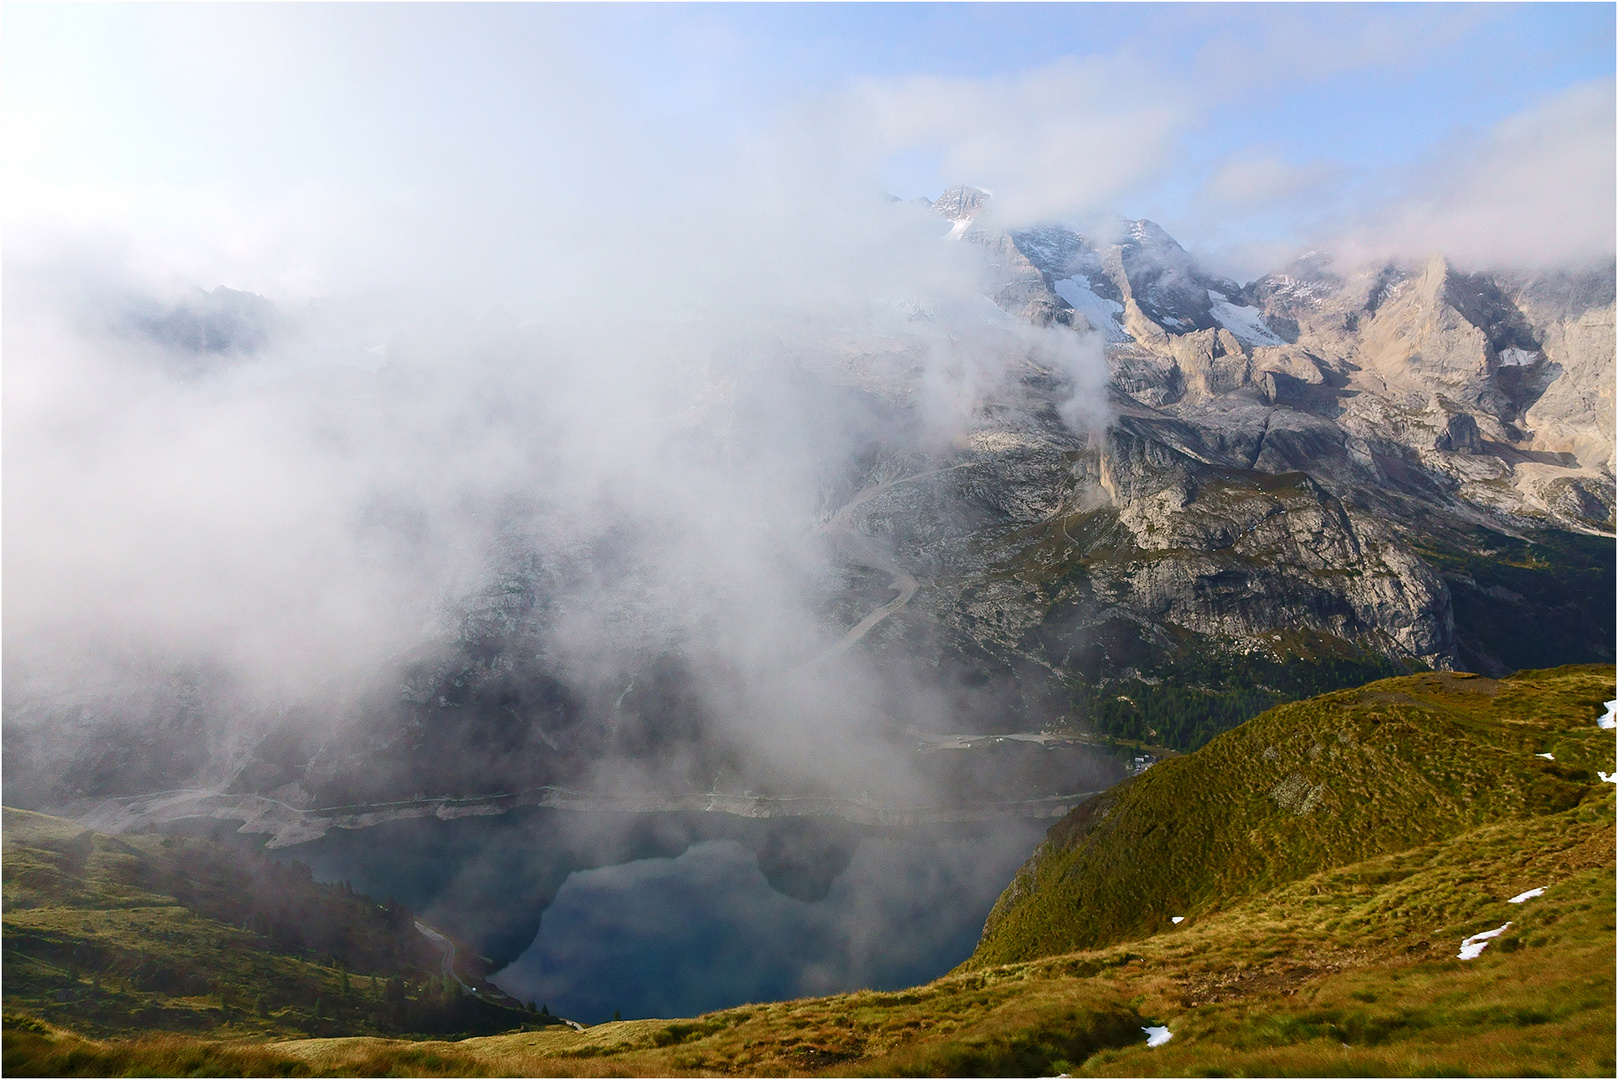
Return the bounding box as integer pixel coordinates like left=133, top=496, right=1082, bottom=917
left=859, top=195, right=1611, bottom=725
left=1234, top=251, right=1618, bottom=532
left=1012, top=214, right=1618, bottom=538
left=930, top=184, right=990, bottom=224
left=1518, top=280, right=1617, bottom=475
left=1352, top=257, right=1520, bottom=420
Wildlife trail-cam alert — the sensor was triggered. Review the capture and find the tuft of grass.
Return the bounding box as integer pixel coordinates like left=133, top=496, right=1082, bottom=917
left=3, top=1015, right=312, bottom=1077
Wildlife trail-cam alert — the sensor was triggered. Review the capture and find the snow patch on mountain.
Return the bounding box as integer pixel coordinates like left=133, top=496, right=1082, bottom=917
left=1208, top=294, right=1286, bottom=347
left=1053, top=276, right=1128, bottom=341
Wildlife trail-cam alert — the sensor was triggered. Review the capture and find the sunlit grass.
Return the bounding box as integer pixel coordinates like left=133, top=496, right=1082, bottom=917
left=6, top=665, right=1612, bottom=1076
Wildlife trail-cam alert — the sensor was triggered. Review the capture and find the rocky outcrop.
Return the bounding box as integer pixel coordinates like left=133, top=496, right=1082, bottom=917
left=976, top=203, right=1615, bottom=538
left=855, top=196, right=1612, bottom=706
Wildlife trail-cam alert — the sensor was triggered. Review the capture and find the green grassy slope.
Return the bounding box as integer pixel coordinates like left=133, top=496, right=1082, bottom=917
left=5, top=665, right=1613, bottom=1076
left=1, top=809, right=537, bottom=1042
left=12, top=779, right=1609, bottom=1076
left=970, top=665, right=1615, bottom=967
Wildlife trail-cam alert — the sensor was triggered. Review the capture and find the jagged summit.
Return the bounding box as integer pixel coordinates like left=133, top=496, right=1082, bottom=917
left=926, top=189, right=1259, bottom=345
left=922, top=192, right=1613, bottom=531
left=1121, top=217, right=1183, bottom=253
left=928, top=184, right=991, bottom=222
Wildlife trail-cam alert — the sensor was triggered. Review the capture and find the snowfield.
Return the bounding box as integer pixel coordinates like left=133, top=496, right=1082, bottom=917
left=1209, top=298, right=1286, bottom=347
left=1052, top=276, right=1129, bottom=342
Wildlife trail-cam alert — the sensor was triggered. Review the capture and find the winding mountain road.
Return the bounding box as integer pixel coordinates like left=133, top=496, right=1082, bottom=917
left=414, top=920, right=472, bottom=991
left=813, top=465, right=967, bottom=659
left=416, top=919, right=586, bottom=1028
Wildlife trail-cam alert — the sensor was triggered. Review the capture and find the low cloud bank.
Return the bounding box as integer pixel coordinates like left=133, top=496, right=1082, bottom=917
left=3, top=161, right=1109, bottom=807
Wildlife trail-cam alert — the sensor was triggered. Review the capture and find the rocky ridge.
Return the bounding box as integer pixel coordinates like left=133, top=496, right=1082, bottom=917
left=841, top=188, right=1614, bottom=688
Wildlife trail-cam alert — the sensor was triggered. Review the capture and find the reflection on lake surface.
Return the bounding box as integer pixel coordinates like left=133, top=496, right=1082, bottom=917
left=241, top=808, right=1048, bottom=1025
left=490, top=824, right=1046, bottom=1023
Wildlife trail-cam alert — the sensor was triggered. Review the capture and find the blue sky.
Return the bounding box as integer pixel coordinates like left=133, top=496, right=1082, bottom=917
left=4, top=3, right=1612, bottom=290
left=594, top=3, right=1612, bottom=173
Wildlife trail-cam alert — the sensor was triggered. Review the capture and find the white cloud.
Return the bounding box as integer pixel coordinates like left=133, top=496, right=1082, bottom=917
left=1201, top=155, right=1340, bottom=211
left=834, top=57, right=1192, bottom=225
left=1335, top=79, right=1616, bottom=270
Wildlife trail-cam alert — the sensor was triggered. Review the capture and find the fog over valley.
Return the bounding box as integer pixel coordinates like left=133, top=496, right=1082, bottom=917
left=3, top=3, right=1613, bottom=1043
left=5, top=186, right=1117, bottom=813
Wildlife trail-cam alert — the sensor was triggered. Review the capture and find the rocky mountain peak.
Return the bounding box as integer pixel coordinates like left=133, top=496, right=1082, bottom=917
left=930, top=185, right=991, bottom=223
left=1121, top=218, right=1187, bottom=255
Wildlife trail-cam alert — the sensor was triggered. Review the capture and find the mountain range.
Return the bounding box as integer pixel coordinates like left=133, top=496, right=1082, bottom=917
left=5, top=186, right=1613, bottom=845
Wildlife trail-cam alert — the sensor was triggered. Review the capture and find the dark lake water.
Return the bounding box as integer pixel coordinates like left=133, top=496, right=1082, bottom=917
left=184, top=740, right=1125, bottom=1024
left=246, top=808, right=1050, bottom=1025
left=489, top=823, right=1047, bottom=1023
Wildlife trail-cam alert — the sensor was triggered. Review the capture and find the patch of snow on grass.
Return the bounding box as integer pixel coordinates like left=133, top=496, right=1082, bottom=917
left=1598, top=771, right=1616, bottom=784
left=1508, top=888, right=1545, bottom=904
left=1052, top=277, right=1128, bottom=342
left=1210, top=300, right=1286, bottom=347
left=1599, top=700, right=1616, bottom=729
left=1536, top=752, right=1554, bottom=760
left=1171, top=916, right=1184, bottom=924
left=1143, top=1026, right=1173, bottom=1047
left=1457, top=921, right=1512, bottom=959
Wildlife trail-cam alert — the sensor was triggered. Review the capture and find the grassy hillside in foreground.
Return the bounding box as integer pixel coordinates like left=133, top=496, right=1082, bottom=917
left=973, top=665, right=1615, bottom=967
left=7, top=774, right=1613, bottom=1076
left=1, top=809, right=539, bottom=1041
left=4, top=665, right=1613, bottom=1077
